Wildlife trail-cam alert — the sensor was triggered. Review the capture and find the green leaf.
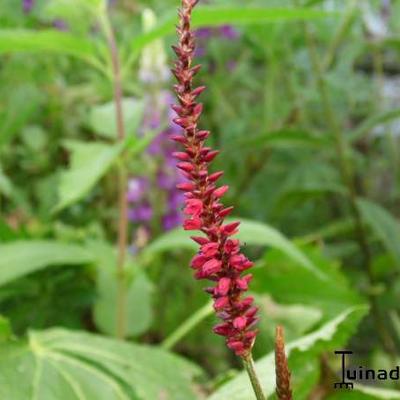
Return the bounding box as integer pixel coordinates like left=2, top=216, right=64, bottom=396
left=230, top=130, right=331, bottom=150
left=357, top=198, right=400, bottom=267
left=0, top=315, right=12, bottom=342
left=92, top=242, right=154, bottom=337
left=191, top=7, right=336, bottom=26
left=253, top=244, right=363, bottom=319
left=349, top=108, right=400, bottom=142
left=0, top=29, right=97, bottom=60
left=0, top=85, right=42, bottom=149
left=328, top=385, right=400, bottom=399
left=209, top=306, right=368, bottom=400
left=43, top=0, right=104, bottom=35
left=87, top=99, right=144, bottom=139
left=0, top=328, right=203, bottom=400
left=0, top=241, right=93, bottom=286
left=142, top=218, right=326, bottom=280
left=54, top=141, right=124, bottom=212
left=131, top=7, right=337, bottom=58
left=0, top=164, right=13, bottom=198
left=259, top=295, right=322, bottom=340
left=274, top=162, right=346, bottom=212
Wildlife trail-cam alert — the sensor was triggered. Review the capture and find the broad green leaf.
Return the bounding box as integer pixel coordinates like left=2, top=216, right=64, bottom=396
left=253, top=244, right=363, bottom=319
left=357, top=198, right=400, bottom=267
left=54, top=141, right=123, bottom=212
left=0, top=30, right=97, bottom=60
left=92, top=242, right=154, bottom=337
left=0, top=241, right=93, bottom=286
left=87, top=99, right=144, bottom=139
left=142, top=218, right=326, bottom=280
left=0, top=328, right=202, bottom=400
left=209, top=306, right=368, bottom=400
left=131, top=7, right=337, bottom=58
left=258, top=295, right=322, bottom=341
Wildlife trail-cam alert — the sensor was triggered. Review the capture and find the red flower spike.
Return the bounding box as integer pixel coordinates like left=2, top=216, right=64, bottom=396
left=219, top=206, right=234, bottom=218
left=173, top=151, right=190, bottom=161
left=191, top=254, right=207, bottom=269
left=202, top=258, right=222, bottom=275
left=184, top=198, right=203, bottom=216
left=177, top=162, right=194, bottom=173
left=191, top=236, right=209, bottom=245
left=233, top=316, right=248, bottom=330
left=183, top=218, right=202, bottom=231
left=201, top=242, right=219, bottom=258
left=213, top=323, right=231, bottom=336
left=214, top=296, right=230, bottom=310
left=204, top=150, right=220, bottom=162
left=196, top=130, right=210, bottom=140
left=171, top=0, right=259, bottom=358
left=176, top=182, right=195, bottom=191
left=216, top=277, right=231, bottom=296
left=170, top=135, right=187, bottom=144
left=192, top=86, right=207, bottom=97
left=220, top=223, right=240, bottom=237
left=213, top=185, right=229, bottom=198
left=208, top=171, right=224, bottom=183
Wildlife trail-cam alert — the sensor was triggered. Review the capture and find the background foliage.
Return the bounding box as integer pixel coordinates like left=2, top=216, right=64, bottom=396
left=1, top=0, right=400, bottom=398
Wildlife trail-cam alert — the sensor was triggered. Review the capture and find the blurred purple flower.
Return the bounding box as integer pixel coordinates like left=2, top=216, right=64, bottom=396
left=53, top=19, right=69, bottom=31
left=194, top=24, right=239, bottom=59
left=196, top=27, right=213, bottom=39
left=23, top=0, right=34, bottom=13
left=195, top=46, right=207, bottom=58
left=163, top=212, right=183, bottom=231
left=219, top=25, right=239, bottom=40
left=128, top=92, right=184, bottom=232
left=127, top=177, right=149, bottom=202
left=157, top=170, right=175, bottom=190
left=128, top=203, right=153, bottom=222
left=227, top=60, right=238, bottom=72
left=167, top=191, right=184, bottom=214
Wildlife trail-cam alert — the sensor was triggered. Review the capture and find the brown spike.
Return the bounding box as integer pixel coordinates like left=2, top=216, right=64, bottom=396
left=275, top=326, right=293, bottom=400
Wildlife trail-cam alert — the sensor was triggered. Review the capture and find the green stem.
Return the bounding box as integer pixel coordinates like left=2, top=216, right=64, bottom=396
left=101, top=10, right=128, bottom=340
left=322, top=0, right=358, bottom=72
left=242, top=353, right=266, bottom=400
left=161, top=301, right=213, bottom=350
left=371, top=42, right=384, bottom=106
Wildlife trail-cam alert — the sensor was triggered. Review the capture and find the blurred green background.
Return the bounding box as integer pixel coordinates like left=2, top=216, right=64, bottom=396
left=1, top=0, right=400, bottom=399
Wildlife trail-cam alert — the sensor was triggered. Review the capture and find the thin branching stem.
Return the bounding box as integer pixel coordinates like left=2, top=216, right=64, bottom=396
left=101, top=10, right=128, bottom=340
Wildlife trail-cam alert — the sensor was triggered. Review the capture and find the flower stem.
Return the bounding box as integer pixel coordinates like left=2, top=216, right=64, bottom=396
left=101, top=10, right=128, bottom=339
left=161, top=301, right=213, bottom=350
left=242, top=353, right=266, bottom=400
